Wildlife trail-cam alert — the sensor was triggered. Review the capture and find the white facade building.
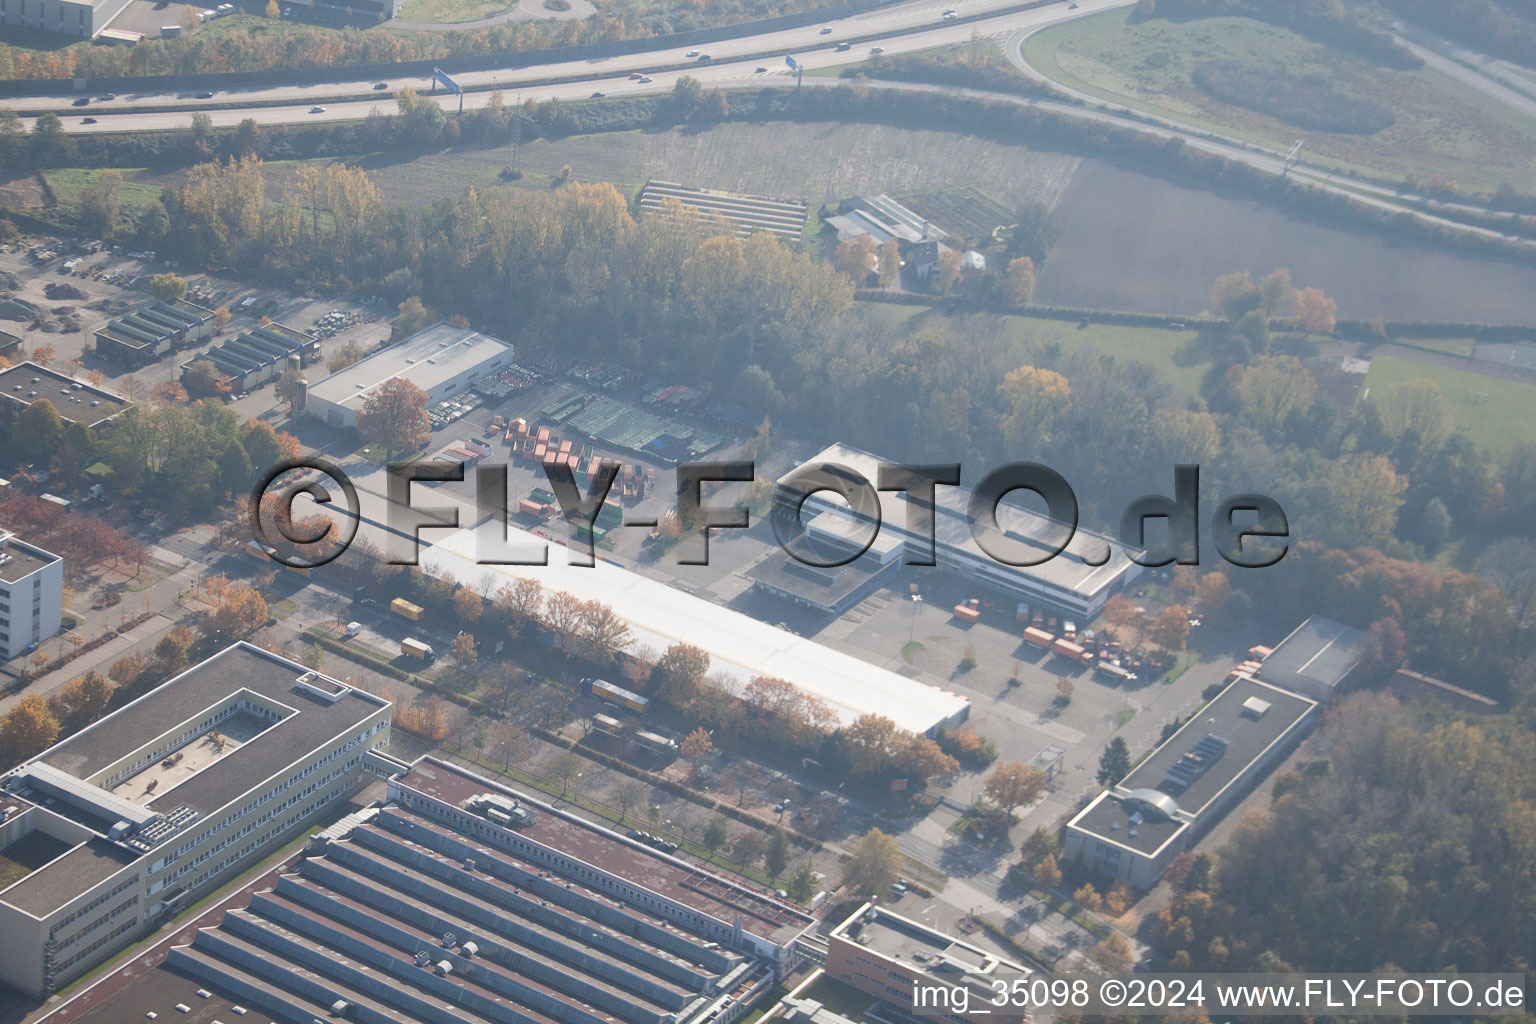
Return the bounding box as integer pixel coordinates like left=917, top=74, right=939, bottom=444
left=304, top=322, right=514, bottom=429
left=0, top=643, right=392, bottom=996
left=0, top=530, right=63, bottom=661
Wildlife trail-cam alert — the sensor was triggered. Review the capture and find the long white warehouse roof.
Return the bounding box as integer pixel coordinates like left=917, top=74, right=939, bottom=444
left=421, top=527, right=970, bottom=736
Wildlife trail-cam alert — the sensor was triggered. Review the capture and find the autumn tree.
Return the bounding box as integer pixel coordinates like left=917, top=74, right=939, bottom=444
left=731, top=828, right=767, bottom=867
left=355, top=377, right=429, bottom=460
left=10, top=398, right=64, bottom=465
left=1150, top=605, right=1191, bottom=651
left=1289, top=286, right=1337, bottom=334
left=843, top=828, right=902, bottom=897
left=1033, top=853, right=1062, bottom=889
left=1003, top=256, right=1036, bottom=305
left=48, top=671, right=113, bottom=732
left=211, top=583, right=268, bottom=637
left=1097, top=737, right=1132, bottom=786
left=834, top=234, right=876, bottom=283
left=450, top=631, right=477, bottom=671
left=391, top=296, right=433, bottom=340
left=1, top=695, right=60, bottom=761
left=327, top=338, right=367, bottom=374
left=576, top=599, right=631, bottom=663
left=680, top=727, right=713, bottom=774
left=935, top=246, right=963, bottom=295
left=786, top=861, right=818, bottom=902
left=652, top=642, right=710, bottom=704
left=876, top=239, right=901, bottom=290
left=452, top=587, right=484, bottom=623
left=149, top=273, right=188, bottom=301
left=983, top=761, right=1049, bottom=815
left=182, top=358, right=231, bottom=398
left=1235, top=355, right=1316, bottom=434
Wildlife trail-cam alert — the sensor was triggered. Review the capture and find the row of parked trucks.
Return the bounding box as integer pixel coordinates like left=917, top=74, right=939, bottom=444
left=1019, top=615, right=1160, bottom=682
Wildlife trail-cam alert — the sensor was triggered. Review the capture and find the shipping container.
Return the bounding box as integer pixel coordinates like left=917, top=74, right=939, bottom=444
left=1052, top=638, right=1086, bottom=662
left=588, top=677, right=649, bottom=713
left=1023, top=626, right=1055, bottom=649
left=391, top=598, right=424, bottom=622
left=952, top=604, right=981, bottom=623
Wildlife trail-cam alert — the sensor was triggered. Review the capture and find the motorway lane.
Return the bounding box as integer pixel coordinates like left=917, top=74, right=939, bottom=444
left=4, top=0, right=1109, bottom=116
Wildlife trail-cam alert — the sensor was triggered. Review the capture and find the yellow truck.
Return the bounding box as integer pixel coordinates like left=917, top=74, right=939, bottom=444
left=391, top=598, right=424, bottom=622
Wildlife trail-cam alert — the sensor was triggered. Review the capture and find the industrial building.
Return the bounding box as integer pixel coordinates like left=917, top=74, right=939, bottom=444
left=422, top=527, right=971, bottom=737
left=826, top=902, right=1031, bottom=1024
left=1251, top=615, right=1370, bottom=703
left=180, top=322, right=320, bottom=393
left=62, top=755, right=817, bottom=1024
left=0, top=362, right=128, bottom=432
left=1062, top=675, right=1317, bottom=889
left=0, top=642, right=392, bottom=996
left=0, top=529, right=63, bottom=661
left=826, top=194, right=947, bottom=245
left=304, top=323, right=515, bottom=429
left=639, top=182, right=809, bottom=242
left=92, top=299, right=215, bottom=367
left=757, top=442, right=1143, bottom=620
left=0, top=0, right=132, bottom=38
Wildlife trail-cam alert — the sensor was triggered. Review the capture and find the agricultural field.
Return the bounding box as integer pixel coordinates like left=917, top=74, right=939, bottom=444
left=43, top=168, right=168, bottom=210
left=1036, top=159, right=1536, bottom=325
left=1024, top=9, right=1536, bottom=195
left=1362, top=354, right=1536, bottom=458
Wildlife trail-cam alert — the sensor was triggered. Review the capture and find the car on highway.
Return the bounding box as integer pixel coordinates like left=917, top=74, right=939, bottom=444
left=196, top=90, right=216, bottom=98
left=755, top=66, right=767, bottom=73
left=97, top=92, right=116, bottom=100
left=942, top=8, right=956, bottom=17
left=590, top=90, right=606, bottom=98
left=373, top=81, right=388, bottom=89
left=637, top=75, right=653, bottom=83
left=869, top=45, right=885, bottom=54
left=308, top=105, right=326, bottom=113
left=629, top=72, right=645, bottom=80
left=81, top=117, right=96, bottom=124
left=72, top=97, right=89, bottom=106
left=685, top=49, right=700, bottom=57
left=835, top=40, right=852, bottom=50
left=696, top=53, right=711, bottom=61
left=819, top=25, right=832, bottom=33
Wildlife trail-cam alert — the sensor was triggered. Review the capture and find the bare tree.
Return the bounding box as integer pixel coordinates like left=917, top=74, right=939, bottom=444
left=614, top=779, right=648, bottom=823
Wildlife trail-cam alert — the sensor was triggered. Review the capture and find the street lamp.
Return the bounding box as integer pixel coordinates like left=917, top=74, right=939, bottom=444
left=908, top=593, right=923, bottom=642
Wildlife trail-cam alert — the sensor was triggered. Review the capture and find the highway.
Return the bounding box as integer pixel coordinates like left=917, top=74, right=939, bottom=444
left=3, top=0, right=1128, bottom=126
left=7, top=0, right=1533, bottom=246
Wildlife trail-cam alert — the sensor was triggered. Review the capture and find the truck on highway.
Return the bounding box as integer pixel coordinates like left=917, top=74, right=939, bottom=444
left=401, top=638, right=435, bottom=662
left=391, top=598, right=424, bottom=622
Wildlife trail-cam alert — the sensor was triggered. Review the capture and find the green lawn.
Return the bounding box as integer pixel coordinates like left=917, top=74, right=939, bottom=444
left=1363, top=356, right=1536, bottom=458
left=1024, top=9, right=1536, bottom=195
left=44, top=167, right=168, bottom=210
left=858, top=302, right=1210, bottom=400
left=394, top=0, right=515, bottom=21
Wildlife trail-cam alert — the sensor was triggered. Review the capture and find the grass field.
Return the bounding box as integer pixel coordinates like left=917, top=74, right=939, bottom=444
left=1024, top=9, right=1536, bottom=194
left=1363, top=355, right=1536, bottom=458
left=858, top=303, right=1210, bottom=399
left=394, top=0, right=516, bottom=22
left=44, top=167, right=168, bottom=209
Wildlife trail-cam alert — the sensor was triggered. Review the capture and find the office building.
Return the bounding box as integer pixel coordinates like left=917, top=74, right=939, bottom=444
left=0, top=642, right=392, bottom=995
left=0, top=530, right=63, bottom=661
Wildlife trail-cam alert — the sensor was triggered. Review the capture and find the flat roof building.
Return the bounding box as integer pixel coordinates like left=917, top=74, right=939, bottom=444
left=0, top=0, right=134, bottom=37
left=304, top=322, right=514, bottom=429
left=422, top=527, right=971, bottom=737
left=0, top=528, right=63, bottom=661
left=66, top=755, right=816, bottom=1024
left=0, top=362, right=128, bottom=432
left=826, top=902, right=1030, bottom=1024
left=1063, top=675, right=1317, bottom=890
left=0, top=642, right=391, bottom=996
left=1253, top=615, right=1370, bottom=703
left=181, top=322, right=319, bottom=394
left=763, top=443, right=1143, bottom=620
left=92, top=300, right=215, bottom=367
